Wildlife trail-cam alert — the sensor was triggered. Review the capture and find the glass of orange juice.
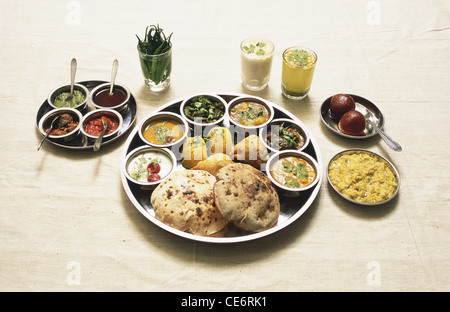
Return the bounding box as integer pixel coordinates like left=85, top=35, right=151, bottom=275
left=281, top=47, right=317, bottom=100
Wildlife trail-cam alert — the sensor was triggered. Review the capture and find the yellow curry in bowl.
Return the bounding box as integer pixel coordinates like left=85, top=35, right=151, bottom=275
left=229, top=101, right=270, bottom=127
left=270, top=155, right=317, bottom=190
left=142, top=119, right=185, bottom=145
left=327, top=150, right=399, bottom=205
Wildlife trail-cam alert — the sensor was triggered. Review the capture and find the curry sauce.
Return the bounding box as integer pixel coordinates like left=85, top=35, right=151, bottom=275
left=270, top=156, right=316, bottom=189
left=229, top=101, right=270, bottom=126
left=143, top=120, right=184, bottom=145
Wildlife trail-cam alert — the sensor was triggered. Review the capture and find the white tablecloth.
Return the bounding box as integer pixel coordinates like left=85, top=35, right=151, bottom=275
left=1, top=0, right=449, bottom=291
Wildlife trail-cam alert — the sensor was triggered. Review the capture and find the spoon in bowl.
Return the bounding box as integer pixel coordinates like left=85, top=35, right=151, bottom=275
left=37, top=115, right=61, bottom=151
left=365, top=110, right=402, bottom=152
left=65, top=58, right=77, bottom=103
left=109, top=59, right=119, bottom=95
left=93, top=118, right=109, bottom=151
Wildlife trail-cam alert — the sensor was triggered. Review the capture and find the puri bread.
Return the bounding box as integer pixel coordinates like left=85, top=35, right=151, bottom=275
left=192, top=153, right=234, bottom=176
left=151, top=170, right=229, bottom=236
left=214, top=163, right=280, bottom=232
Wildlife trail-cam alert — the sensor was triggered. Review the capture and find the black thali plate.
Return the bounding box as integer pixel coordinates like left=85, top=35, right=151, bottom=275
left=36, top=80, right=137, bottom=150
left=121, top=93, right=323, bottom=243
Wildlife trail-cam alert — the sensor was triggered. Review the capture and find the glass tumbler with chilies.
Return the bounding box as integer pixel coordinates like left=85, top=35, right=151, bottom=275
left=137, top=25, right=173, bottom=92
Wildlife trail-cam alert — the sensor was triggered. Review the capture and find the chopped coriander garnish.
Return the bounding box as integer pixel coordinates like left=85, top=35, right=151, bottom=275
left=153, top=122, right=173, bottom=144
left=272, top=156, right=315, bottom=189
left=269, top=125, right=304, bottom=150
left=282, top=161, right=309, bottom=179
left=232, top=105, right=265, bottom=123
left=243, top=41, right=268, bottom=56
left=285, top=177, right=300, bottom=188
left=288, top=49, right=309, bottom=67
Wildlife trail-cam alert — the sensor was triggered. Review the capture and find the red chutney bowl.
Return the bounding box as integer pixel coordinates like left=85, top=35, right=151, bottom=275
left=80, top=109, right=123, bottom=142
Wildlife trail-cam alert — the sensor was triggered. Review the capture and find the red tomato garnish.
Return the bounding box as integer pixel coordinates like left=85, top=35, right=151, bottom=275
left=148, top=173, right=161, bottom=182
left=147, top=162, right=161, bottom=174
left=166, top=136, right=175, bottom=143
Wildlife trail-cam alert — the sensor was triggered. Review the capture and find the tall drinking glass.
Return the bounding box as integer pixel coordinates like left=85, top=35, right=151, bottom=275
left=138, top=45, right=172, bottom=92
left=240, top=39, right=274, bottom=91
left=281, top=47, right=317, bottom=100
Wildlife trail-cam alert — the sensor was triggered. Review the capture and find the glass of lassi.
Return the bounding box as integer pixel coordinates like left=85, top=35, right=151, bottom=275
left=240, top=39, right=275, bottom=91
left=281, top=47, right=317, bottom=100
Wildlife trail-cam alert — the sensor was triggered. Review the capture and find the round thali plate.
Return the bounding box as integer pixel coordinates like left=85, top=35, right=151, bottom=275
left=36, top=80, right=137, bottom=150
left=320, top=94, right=384, bottom=139
left=120, top=93, right=323, bottom=243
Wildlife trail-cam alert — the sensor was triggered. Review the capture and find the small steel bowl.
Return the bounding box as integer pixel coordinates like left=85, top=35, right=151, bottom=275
left=90, top=82, right=130, bottom=113
left=227, top=96, right=274, bottom=132
left=123, top=146, right=177, bottom=190
left=38, top=107, right=83, bottom=142
left=266, top=150, right=320, bottom=197
left=138, top=112, right=189, bottom=149
left=80, top=108, right=123, bottom=142
left=180, top=93, right=227, bottom=129
left=259, top=118, right=310, bottom=154
left=327, top=149, right=400, bottom=206
left=48, top=83, right=89, bottom=111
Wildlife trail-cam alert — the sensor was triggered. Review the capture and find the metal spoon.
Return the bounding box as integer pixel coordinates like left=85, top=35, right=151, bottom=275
left=109, top=59, right=119, bottom=95
left=65, top=58, right=77, bottom=103
left=37, top=115, right=61, bottom=151
left=366, top=111, right=402, bottom=152
left=93, top=118, right=109, bottom=151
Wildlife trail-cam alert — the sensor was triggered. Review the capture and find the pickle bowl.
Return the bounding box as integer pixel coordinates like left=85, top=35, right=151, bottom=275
left=38, top=107, right=83, bottom=143
left=90, top=82, right=130, bottom=113
left=48, top=83, right=89, bottom=112
left=80, top=108, right=123, bottom=143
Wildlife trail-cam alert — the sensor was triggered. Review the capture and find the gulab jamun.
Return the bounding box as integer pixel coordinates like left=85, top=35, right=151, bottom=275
left=330, top=94, right=355, bottom=121
left=338, top=110, right=366, bottom=136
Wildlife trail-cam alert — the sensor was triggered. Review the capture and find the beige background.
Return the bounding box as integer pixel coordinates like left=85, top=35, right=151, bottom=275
left=1, top=0, right=449, bottom=291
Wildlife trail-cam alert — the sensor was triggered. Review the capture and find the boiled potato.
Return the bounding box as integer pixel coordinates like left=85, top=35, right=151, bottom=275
left=206, top=127, right=233, bottom=156
left=181, top=136, right=207, bottom=169
left=231, top=134, right=269, bottom=168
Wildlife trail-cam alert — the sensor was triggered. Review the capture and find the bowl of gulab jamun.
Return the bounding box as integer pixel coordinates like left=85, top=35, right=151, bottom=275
left=320, top=93, right=384, bottom=139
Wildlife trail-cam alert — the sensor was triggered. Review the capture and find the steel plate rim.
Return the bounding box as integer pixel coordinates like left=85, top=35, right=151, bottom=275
left=120, top=92, right=323, bottom=243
